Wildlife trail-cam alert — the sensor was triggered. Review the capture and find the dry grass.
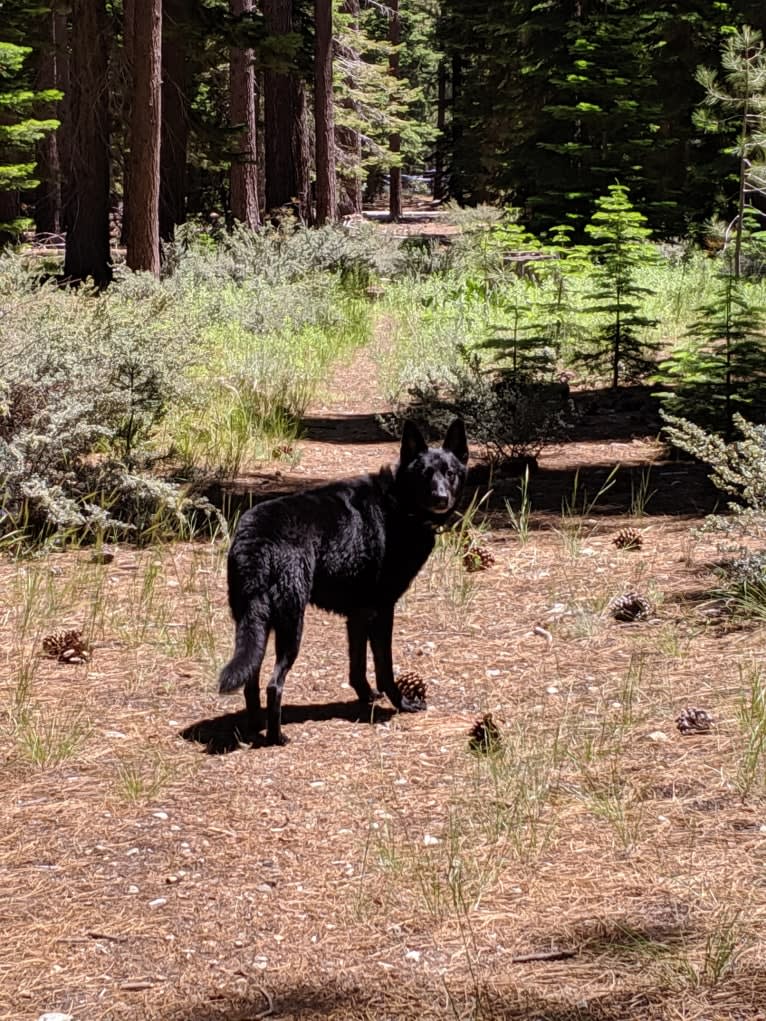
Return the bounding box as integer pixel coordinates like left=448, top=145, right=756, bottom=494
left=5, top=343, right=766, bottom=1020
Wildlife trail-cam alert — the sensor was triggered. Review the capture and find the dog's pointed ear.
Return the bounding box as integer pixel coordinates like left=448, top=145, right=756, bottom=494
left=443, top=419, right=468, bottom=464
left=400, top=420, right=428, bottom=465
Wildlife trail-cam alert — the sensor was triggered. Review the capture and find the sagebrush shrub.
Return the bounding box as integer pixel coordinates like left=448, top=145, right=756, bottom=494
left=0, top=264, right=218, bottom=543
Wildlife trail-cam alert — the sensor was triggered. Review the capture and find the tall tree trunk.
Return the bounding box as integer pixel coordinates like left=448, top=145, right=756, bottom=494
left=63, top=0, right=112, bottom=285
left=126, top=0, right=162, bottom=274
left=34, top=7, right=66, bottom=234
left=227, top=0, right=261, bottom=229
left=159, top=0, right=190, bottom=241
left=263, top=0, right=310, bottom=221
left=293, top=82, right=311, bottom=224
left=433, top=59, right=447, bottom=202
left=314, top=0, right=337, bottom=225
left=337, top=0, right=362, bottom=215
left=120, top=0, right=135, bottom=246
left=449, top=53, right=463, bottom=204
left=229, top=0, right=260, bottom=228
left=388, top=0, right=401, bottom=222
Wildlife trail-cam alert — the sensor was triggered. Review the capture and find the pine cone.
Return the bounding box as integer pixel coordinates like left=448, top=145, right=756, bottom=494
left=395, top=670, right=427, bottom=705
left=675, top=706, right=714, bottom=735
left=463, top=544, right=496, bottom=572
left=42, top=628, right=91, bottom=663
left=613, top=527, right=643, bottom=551
left=468, top=713, right=502, bottom=753
left=608, top=591, right=652, bottom=622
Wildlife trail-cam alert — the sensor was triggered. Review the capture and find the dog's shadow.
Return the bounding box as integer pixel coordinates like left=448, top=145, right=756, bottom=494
left=180, top=699, right=396, bottom=754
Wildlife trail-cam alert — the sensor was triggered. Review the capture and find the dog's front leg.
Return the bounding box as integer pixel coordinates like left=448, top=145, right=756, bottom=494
left=368, top=605, right=425, bottom=713
left=346, top=612, right=379, bottom=704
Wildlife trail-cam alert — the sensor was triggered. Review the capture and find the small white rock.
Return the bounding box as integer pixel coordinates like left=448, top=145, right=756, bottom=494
left=647, top=730, right=669, bottom=743
left=152, top=811, right=169, bottom=821
left=37, top=1014, right=73, bottom=1021
left=148, top=897, right=167, bottom=908
left=127, top=885, right=139, bottom=894
left=546, top=686, right=559, bottom=695
left=423, top=834, right=441, bottom=846
left=405, top=950, right=422, bottom=963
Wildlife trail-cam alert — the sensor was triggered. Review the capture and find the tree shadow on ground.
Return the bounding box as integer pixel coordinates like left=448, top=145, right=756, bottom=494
left=570, top=384, right=664, bottom=442
left=203, top=384, right=719, bottom=524
left=170, top=968, right=766, bottom=1021
left=475, top=454, right=719, bottom=522
left=299, top=412, right=393, bottom=445
left=180, top=699, right=395, bottom=755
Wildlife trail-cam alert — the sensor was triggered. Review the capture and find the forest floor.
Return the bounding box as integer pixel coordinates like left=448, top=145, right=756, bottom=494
left=4, top=312, right=766, bottom=1021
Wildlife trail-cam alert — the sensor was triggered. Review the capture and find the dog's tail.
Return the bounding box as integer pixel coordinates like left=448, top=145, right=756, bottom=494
left=218, top=655, right=251, bottom=693
left=218, top=602, right=268, bottom=693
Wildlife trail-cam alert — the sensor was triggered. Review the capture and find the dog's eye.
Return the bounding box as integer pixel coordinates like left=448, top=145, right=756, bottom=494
left=447, top=469, right=456, bottom=481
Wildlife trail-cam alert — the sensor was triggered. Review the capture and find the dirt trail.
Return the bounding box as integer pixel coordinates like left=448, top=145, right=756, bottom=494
left=4, top=309, right=764, bottom=1021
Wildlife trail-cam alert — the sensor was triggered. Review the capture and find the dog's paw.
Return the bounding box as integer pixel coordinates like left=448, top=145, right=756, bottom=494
left=356, top=688, right=383, bottom=705
left=398, top=695, right=427, bottom=713
left=266, top=731, right=290, bottom=747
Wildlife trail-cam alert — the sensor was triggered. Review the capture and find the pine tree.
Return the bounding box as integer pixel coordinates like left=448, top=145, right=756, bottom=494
left=229, top=0, right=260, bottom=229
left=655, top=254, right=766, bottom=436
left=695, top=25, right=766, bottom=279
left=263, top=0, right=310, bottom=220
left=126, top=0, right=162, bottom=274
left=159, top=0, right=190, bottom=241
left=314, top=0, right=337, bottom=224
left=335, top=0, right=436, bottom=206
left=0, top=40, right=60, bottom=243
left=63, top=0, right=112, bottom=285
left=579, top=184, right=659, bottom=388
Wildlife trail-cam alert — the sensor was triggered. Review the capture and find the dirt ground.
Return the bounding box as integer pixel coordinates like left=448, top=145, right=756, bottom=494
left=3, top=327, right=766, bottom=1021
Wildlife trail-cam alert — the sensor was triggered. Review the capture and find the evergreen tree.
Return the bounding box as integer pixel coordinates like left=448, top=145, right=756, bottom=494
left=158, top=0, right=190, bottom=241
left=655, top=256, right=766, bottom=436
left=695, top=25, right=766, bottom=278
left=126, top=0, right=162, bottom=274
left=579, top=184, right=659, bottom=388
left=63, top=0, right=112, bottom=285
left=314, top=0, right=337, bottom=224
left=334, top=0, right=436, bottom=206
left=0, top=40, right=60, bottom=243
left=229, top=0, right=260, bottom=229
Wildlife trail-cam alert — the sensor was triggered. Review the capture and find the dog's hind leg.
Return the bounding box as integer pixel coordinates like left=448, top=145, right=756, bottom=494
left=265, top=608, right=305, bottom=746
left=346, top=612, right=378, bottom=704
left=218, top=600, right=270, bottom=733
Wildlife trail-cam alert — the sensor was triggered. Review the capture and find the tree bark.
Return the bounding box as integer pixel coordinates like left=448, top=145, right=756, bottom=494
left=388, top=0, right=401, bottom=222
left=263, top=0, right=310, bottom=221
left=229, top=0, right=260, bottom=228
left=63, top=0, right=112, bottom=285
left=314, top=0, right=337, bottom=225
left=159, top=0, right=190, bottom=241
left=449, top=53, right=463, bottom=204
left=433, top=59, right=447, bottom=202
left=126, top=0, right=162, bottom=274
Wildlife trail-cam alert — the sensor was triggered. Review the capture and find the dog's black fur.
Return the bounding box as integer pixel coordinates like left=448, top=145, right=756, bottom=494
left=218, top=419, right=469, bottom=746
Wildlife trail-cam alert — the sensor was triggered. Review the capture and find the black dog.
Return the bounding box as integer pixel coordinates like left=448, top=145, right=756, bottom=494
left=218, top=419, right=469, bottom=746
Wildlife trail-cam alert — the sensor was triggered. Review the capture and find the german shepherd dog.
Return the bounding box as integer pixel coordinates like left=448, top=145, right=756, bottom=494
left=218, top=420, right=469, bottom=746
